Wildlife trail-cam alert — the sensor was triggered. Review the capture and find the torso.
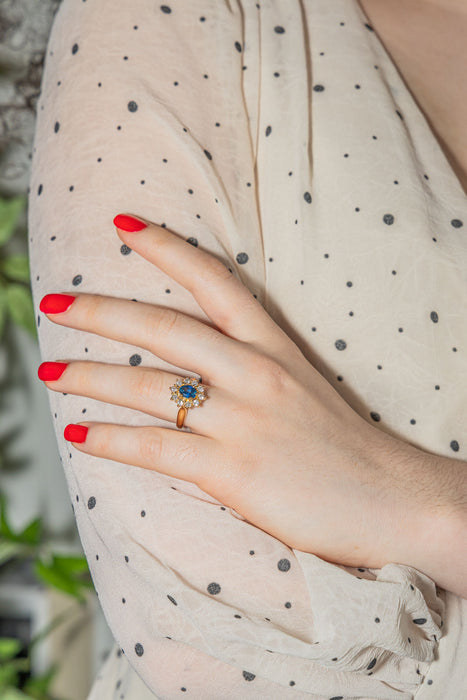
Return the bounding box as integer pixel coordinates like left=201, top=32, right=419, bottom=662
left=357, top=0, right=467, bottom=196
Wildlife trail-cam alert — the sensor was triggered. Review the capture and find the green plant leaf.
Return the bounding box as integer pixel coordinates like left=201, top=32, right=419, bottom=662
left=0, top=256, right=30, bottom=284
left=0, top=687, right=33, bottom=700
left=22, top=663, right=59, bottom=696
left=0, top=284, right=7, bottom=339
left=0, top=196, right=26, bottom=247
left=0, top=540, right=25, bottom=566
left=0, top=491, right=16, bottom=538
left=17, top=517, right=42, bottom=546
left=5, top=283, right=37, bottom=337
left=33, top=559, right=86, bottom=602
left=51, top=554, right=90, bottom=577
left=0, top=493, right=41, bottom=547
left=0, top=637, right=22, bottom=662
left=0, top=656, right=30, bottom=691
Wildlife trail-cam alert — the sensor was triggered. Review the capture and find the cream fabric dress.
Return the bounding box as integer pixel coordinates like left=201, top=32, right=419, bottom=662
left=28, top=0, right=467, bottom=698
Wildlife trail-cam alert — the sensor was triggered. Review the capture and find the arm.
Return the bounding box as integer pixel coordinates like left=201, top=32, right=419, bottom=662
left=375, top=438, right=467, bottom=598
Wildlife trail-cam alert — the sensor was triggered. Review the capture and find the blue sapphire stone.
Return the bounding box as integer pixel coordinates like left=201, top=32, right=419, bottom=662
left=179, top=384, right=197, bottom=398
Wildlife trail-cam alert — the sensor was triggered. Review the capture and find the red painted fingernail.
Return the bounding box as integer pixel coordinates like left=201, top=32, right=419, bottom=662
left=38, top=361, right=68, bottom=381
left=64, top=424, right=88, bottom=443
left=40, top=294, right=76, bottom=314
left=113, top=214, right=148, bottom=232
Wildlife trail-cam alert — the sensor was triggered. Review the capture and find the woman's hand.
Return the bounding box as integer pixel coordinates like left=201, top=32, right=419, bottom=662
left=37, top=213, right=431, bottom=569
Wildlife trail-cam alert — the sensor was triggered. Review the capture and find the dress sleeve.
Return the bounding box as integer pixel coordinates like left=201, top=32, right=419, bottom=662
left=28, top=1, right=446, bottom=698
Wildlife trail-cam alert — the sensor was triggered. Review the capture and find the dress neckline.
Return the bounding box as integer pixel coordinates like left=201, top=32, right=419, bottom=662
left=353, top=0, right=467, bottom=200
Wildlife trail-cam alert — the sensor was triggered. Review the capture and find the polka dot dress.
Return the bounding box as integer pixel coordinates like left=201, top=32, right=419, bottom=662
left=28, top=0, right=467, bottom=698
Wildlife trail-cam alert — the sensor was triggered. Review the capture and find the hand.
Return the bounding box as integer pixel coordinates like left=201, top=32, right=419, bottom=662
left=37, top=213, right=425, bottom=569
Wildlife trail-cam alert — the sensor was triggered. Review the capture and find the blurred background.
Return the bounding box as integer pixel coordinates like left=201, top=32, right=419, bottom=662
left=0, top=1, right=114, bottom=698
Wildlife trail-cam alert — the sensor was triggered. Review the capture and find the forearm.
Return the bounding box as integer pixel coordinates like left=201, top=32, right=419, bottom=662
left=378, top=440, right=467, bottom=599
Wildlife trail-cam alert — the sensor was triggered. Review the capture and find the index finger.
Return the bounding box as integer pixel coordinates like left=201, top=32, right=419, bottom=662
left=113, top=213, right=286, bottom=349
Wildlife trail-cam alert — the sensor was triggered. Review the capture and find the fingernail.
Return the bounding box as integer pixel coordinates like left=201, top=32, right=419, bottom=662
left=64, top=424, right=88, bottom=443
left=113, top=214, right=148, bottom=232
left=38, top=361, right=68, bottom=381
left=40, top=294, right=76, bottom=314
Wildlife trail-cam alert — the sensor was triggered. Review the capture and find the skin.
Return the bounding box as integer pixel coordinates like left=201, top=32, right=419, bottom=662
left=38, top=215, right=464, bottom=587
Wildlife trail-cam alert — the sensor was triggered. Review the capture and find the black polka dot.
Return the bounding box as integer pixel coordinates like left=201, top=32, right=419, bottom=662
left=38, top=184, right=43, bottom=196
left=124, top=555, right=129, bottom=562
left=367, top=658, right=377, bottom=670
left=242, top=671, right=256, bottom=681
left=129, top=354, right=141, bottom=366
left=274, top=26, right=285, bottom=34
left=313, top=84, right=325, bottom=92
left=141, top=510, right=146, bottom=517
left=278, top=559, right=291, bottom=572
left=128, top=101, right=138, bottom=112
left=430, top=311, right=439, bottom=323
left=413, top=618, right=427, bottom=625
left=135, top=643, right=144, bottom=656
left=87, top=496, right=96, bottom=509
left=450, top=440, right=459, bottom=452
left=167, top=594, right=177, bottom=605
left=72, top=274, right=83, bottom=286
left=236, top=252, right=248, bottom=264
left=304, top=191, right=312, bottom=203
left=54, top=122, right=60, bottom=133
left=335, top=339, right=347, bottom=350
left=72, top=43, right=79, bottom=55
left=265, top=125, right=272, bottom=137
left=370, top=412, right=381, bottom=422
left=451, top=219, right=463, bottom=228
left=161, top=5, right=171, bottom=13
left=120, top=244, right=132, bottom=255
left=383, top=213, right=394, bottom=225
left=207, top=582, right=221, bottom=595
left=186, top=237, right=198, bottom=246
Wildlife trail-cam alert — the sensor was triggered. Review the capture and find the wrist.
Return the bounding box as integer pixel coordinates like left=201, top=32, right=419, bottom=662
left=373, top=433, right=467, bottom=597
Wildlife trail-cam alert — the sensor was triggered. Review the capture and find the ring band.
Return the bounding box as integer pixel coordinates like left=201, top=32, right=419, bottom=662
left=170, top=377, right=207, bottom=429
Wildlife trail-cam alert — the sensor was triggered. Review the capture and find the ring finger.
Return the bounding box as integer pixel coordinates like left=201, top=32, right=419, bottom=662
left=37, top=360, right=226, bottom=437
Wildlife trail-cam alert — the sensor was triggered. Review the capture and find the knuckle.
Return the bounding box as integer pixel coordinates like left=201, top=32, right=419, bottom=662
left=201, top=255, right=233, bottom=285
left=248, top=354, right=291, bottom=391
left=143, top=307, right=180, bottom=342
left=173, top=441, right=198, bottom=466
left=139, top=429, right=163, bottom=464
left=130, top=368, right=163, bottom=402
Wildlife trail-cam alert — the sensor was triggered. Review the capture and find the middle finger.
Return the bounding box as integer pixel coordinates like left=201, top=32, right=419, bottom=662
left=40, top=292, right=253, bottom=388
left=37, top=360, right=227, bottom=437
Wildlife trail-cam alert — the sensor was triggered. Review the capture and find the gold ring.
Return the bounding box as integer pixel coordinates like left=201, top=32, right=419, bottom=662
left=169, top=377, right=207, bottom=429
